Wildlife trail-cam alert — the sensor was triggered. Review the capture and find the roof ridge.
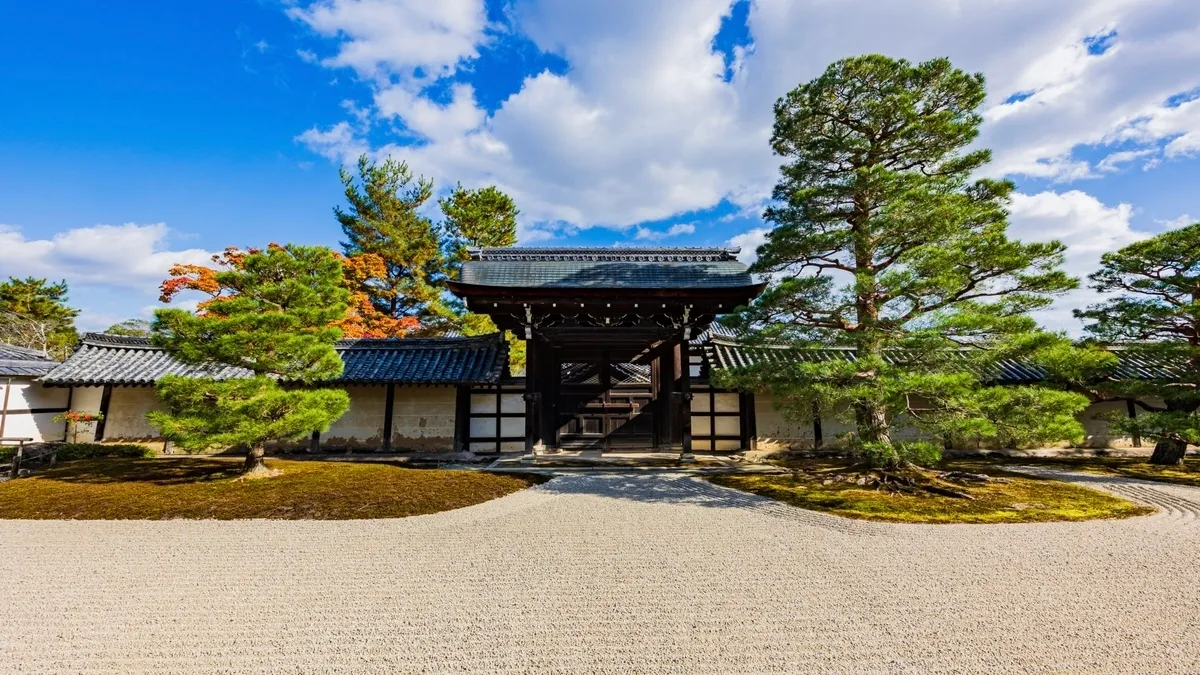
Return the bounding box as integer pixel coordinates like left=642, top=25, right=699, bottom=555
left=81, top=332, right=502, bottom=350
left=467, top=246, right=742, bottom=262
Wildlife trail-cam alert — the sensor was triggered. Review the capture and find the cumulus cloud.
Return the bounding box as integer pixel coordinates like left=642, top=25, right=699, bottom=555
left=287, top=0, right=487, bottom=83
left=634, top=223, right=696, bottom=241
left=727, top=227, right=770, bottom=266
left=0, top=222, right=213, bottom=291
left=292, top=0, right=1200, bottom=230
left=1007, top=190, right=1145, bottom=332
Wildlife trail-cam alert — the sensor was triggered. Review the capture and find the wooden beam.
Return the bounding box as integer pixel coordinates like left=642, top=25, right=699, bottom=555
left=454, top=385, right=471, bottom=452
left=381, top=383, right=395, bottom=453
left=812, top=401, right=823, bottom=450
left=740, top=391, right=757, bottom=451
left=679, top=339, right=693, bottom=457
left=93, top=385, right=113, bottom=442
left=1126, top=399, right=1140, bottom=448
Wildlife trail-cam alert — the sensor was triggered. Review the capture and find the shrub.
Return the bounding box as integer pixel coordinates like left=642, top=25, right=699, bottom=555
left=56, top=443, right=155, bottom=460
left=852, top=440, right=942, bottom=469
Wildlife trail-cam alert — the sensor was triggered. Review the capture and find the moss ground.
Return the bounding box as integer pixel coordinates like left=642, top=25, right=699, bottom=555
left=0, top=458, right=544, bottom=520
left=709, top=459, right=1153, bottom=524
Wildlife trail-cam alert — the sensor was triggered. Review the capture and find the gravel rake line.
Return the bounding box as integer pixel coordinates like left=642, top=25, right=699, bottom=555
left=1, top=471, right=1199, bottom=673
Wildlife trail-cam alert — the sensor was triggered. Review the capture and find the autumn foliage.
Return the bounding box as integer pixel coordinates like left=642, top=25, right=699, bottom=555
left=159, top=245, right=418, bottom=338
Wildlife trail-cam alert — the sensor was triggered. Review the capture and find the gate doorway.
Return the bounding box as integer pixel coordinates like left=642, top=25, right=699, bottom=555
left=557, top=360, right=654, bottom=450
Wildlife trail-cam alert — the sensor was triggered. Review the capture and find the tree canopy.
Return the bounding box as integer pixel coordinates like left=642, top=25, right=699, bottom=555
left=148, top=244, right=351, bottom=475
left=0, top=277, right=80, bottom=360
left=1075, top=221, right=1200, bottom=464
left=336, top=155, right=449, bottom=326
left=718, top=55, right=1083, bottom=466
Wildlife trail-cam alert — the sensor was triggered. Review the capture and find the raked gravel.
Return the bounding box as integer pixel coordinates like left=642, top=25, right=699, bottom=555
left=1, top=470, right=1199, bottom=674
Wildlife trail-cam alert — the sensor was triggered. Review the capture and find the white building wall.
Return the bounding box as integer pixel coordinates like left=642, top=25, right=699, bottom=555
left=0, top=378, right=70, bottom=442
left=66, top=385, right=104, bottom=443
left=390, top=386, right=456, bottom=451
left=324, top=386, right=386, bottom=449
left=104, top=387, right=166, bottom=439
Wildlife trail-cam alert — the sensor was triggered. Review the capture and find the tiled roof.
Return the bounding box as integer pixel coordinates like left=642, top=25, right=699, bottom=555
left=40, top=333, right=508, bottom=386
left=701, top=338, right=1191, bottom=385
left=460, top=247, right=756, bottom=289
left=0, top=342, right=59, bottom=377
left=702, top=338, right=1047, bottom=385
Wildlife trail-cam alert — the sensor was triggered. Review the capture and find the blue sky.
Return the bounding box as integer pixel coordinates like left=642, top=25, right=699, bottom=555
left=1, top=0, right=1198, bottom=333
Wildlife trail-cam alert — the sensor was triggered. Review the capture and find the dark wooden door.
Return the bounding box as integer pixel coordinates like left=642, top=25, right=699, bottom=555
left=557, top=361, right=654, bottom=450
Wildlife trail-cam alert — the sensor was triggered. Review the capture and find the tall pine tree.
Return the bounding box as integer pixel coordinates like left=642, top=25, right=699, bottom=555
left=720, top=55, right=1082, bottom=467
left=336, top=155, right=450, bottom=325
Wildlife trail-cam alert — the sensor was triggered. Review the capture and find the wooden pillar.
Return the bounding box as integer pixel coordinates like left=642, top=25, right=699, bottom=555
left=541, top=346, right=560, bottom=450
left=812, top=401, right=823, bottom=449
left=679, top=338, right=694, bottom=460
left=1126, top=399, right=1141, bottom=448
left=0, top=377, right=11, bottom=438
left=381, top=383, right=395, bottom=453
left=454, top=385, right=471, bottom=452
left=658, top=341, right=678, bottom=449
left=740, top=391, right=757, bottom=451
left=93, top=384, right=113, bottom=442
left=524, top=338, right=540, bottom=454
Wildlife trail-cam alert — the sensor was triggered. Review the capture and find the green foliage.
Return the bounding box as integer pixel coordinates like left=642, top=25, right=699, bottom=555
left=1075, top=221, right=1200, bottom=460
left=721, top=55, right=1078, bottom=452
left=336, top=155, right=449, bottom=324
left=153, top=245, right=348, bottom=380
left=852, top=440, right=942, bottom=469
left=148, top=377, right=350, bottom=453
left=149, top=244, right=352, bottom=471
left=440, top=183, right=519, bottom=252
left=104, top=319, right=152, bottom=337
left=0, top=277, right=80, bottom=359
left=0, top=442, right=153, bottom=461
left=931, top=386, right=1088, bottom=449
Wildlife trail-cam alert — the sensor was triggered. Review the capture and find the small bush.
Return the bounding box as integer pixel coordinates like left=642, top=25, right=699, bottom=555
left=852, top=440, right=942, bottom=468
left=56, top=443, right=156, bottom=460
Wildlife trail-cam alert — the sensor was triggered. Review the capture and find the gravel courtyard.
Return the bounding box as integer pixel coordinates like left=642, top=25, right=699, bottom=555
left=1, top=471, right=1198, bottom=673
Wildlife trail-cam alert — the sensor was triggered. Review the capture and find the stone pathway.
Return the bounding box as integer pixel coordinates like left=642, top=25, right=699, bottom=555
left=1, top=471, right=1198, bottom=673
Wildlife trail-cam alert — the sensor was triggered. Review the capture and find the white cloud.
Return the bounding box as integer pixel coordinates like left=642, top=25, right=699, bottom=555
left=1157, top=213, right=1196, bottom=230
left=1007, top=191, right=1146, bottom=332
left=0, top=223, right=214, bottom=291
left=288, top=0, right=487, bottom=83
left=634, top=223, right=696, bottom=241
left=293, top=0, right=1200, bottom=232
left=727, top=227, right=770, bottom=266
left=1096, top=148, right=1157, bottom=172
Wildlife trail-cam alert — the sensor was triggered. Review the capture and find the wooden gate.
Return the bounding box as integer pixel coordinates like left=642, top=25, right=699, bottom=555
left=557, top=361, right=654, bottom=450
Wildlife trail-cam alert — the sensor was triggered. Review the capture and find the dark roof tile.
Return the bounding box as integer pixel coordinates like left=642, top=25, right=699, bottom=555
left=41, top=333, right=508, bottom=386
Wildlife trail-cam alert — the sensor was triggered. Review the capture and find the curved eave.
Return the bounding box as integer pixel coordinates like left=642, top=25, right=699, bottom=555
left=447, top=280, right=766, bottom=302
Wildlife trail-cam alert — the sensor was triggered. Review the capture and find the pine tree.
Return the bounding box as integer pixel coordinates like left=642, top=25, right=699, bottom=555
left=148, top=244, right=351, bottom=475
left=719, top=55, right=1081, bottom=467
left=1076, top=222, right=1200, bottom=465
left=336, top=155, right=449, bottom=325
left=0, top=277, right=80, bottom=359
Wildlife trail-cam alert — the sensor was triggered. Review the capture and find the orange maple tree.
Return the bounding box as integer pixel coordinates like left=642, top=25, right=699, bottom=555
left=159, top=245, right=418, bottom=338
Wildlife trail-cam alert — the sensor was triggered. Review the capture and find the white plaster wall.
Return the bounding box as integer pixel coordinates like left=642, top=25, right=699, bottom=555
left=391, top=386, right=455, bottom=451
left=754, top=393, right=815, bottom=448
left=0, top=379, right=70, bottom=442
left=324, top=386, right=386, bottom=448
left=1077, top=399, right=1147, bottom=449
left=104, top=387, right=166, bottom=440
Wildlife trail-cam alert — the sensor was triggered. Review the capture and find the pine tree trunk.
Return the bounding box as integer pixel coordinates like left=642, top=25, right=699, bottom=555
left=1149, top=439, right=1187, bottom=465
left=243, top=444, right=269, bottom=474
left=855, top=403, right=891, bottom=445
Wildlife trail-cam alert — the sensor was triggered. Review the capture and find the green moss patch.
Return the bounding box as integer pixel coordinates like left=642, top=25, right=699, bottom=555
left=0, top=458, right=543, bottom=520
left=709, top=460, right=1153, bottom=524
